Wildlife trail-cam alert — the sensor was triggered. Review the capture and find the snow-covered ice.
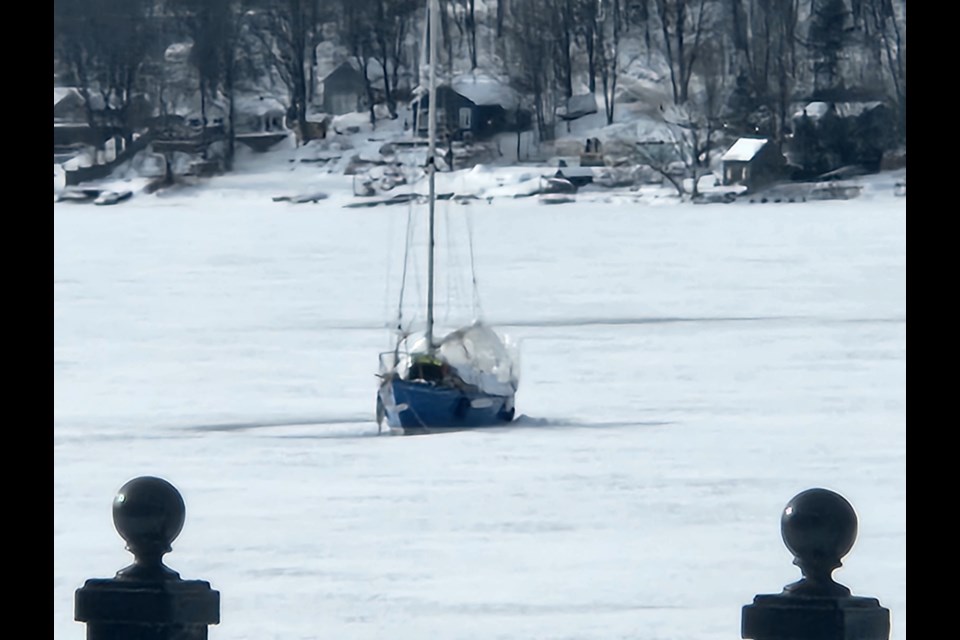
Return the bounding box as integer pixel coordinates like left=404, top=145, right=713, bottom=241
left=54, top=151, right=906, bottom=639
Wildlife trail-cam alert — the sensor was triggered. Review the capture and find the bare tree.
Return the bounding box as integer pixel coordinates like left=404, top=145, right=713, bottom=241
left=864, top=0, right=905, bottom=138
left=688, top=41, right=733, bottom=193
left=245, top=0, right=321, bottom=144
left=371, top=0, right=420, bottom=118
left=653, top=0, right=714, bottom=105
left=387, top=3, right=418, bottom=101
left=747, top=0, right=801, bottom=142
left=168, top=0, right=243, bottom=160
left=451, top=0, right=479, bottom=70
left=338, top=0, right=381, bottom=127
left=633, top=135, right=686, bottom=196
left=54, top=0, right=160, bottom=150
left=723, top=0, right=800, bottom=144
left=807, top=0, right=853, bottom=96
left=507, top=0, right=555, bottom=144
left=204, top=0, right=244, bottom=169
left=549, top=0, right=577, bottom=100
left=634, top=98, right=726, bottom=198
left=573, top=0, right=599, bottom=93
left=625, top=0, right=654, bottom=61
left=594, top=0, right=623, bottom=124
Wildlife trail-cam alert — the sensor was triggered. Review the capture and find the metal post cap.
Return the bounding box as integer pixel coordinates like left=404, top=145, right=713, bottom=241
left=112, top=476, right=186, bottom=581
left=780, top=487, right=858, bottom=597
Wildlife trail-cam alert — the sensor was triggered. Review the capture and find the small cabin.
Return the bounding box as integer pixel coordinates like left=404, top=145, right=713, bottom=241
left=412, top=85, right=520, bottom=142
left=721, top=138, right=786, bottom=191
left=450, top=73, right=522, bottom=139
left=321, top=61, right=367, bottom=115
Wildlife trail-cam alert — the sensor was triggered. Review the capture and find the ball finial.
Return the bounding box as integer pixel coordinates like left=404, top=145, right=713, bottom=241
left=780, top=487, right=858, bottom=597
left=112, top=476, right=186, bottom=581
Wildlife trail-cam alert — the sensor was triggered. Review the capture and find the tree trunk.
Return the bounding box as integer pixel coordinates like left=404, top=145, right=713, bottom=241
left=376, top=36, right=395, bottom=117
left=468, top=0, right=478, bottom=69
left=225, top=73, right=236, bottom=171
left=586, top=34, right=596, bottom=93
left=559, top=2, right=574, bottom=99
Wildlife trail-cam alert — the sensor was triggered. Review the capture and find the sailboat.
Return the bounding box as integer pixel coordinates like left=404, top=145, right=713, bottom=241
left=375, top=0, right=518, bottom=434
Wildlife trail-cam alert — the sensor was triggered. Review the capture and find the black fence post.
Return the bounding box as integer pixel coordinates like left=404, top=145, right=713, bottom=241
left=741, top=487, right=890, bottom=640
left=74, top=476, right=220, bottom=640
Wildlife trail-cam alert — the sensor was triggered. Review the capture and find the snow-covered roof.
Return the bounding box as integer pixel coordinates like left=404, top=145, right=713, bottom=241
left=165, top=41, right=193, bottom=63
left=801, top=102, right=831, bottom=120
left=54, top=87, right=78, bottom=106
left=54, top=87, right=109, bottom=111
left=794, top=100, right=885, bottom=121
left=722, top=138, right=768, bottom=162
left=558, top=94, right=598, bottom=120
left=451, top=73, right=519, bottom=110
left=840, top=101, right=883, bottom=117
left=322, top=59, right=384, bottom=83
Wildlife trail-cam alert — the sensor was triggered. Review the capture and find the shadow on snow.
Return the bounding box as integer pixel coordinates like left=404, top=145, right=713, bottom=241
left=181, top=414, right=672, bottom=439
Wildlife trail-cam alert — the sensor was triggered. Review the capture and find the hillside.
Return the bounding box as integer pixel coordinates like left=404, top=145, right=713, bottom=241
left=54, top=0, right=906, bottom=197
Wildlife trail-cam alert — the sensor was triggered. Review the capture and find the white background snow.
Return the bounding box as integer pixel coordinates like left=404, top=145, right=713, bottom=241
left=54, top=135, right=906, bottom=639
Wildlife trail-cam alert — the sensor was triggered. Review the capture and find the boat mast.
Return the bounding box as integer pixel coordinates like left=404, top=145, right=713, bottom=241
left=425, top=0, right=438, bottom=351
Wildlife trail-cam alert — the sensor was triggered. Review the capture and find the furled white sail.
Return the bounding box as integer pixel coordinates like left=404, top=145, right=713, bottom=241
left=437, top=323, right=519, bottom=397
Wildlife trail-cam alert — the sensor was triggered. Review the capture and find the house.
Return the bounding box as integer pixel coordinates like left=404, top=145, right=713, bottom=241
left=721, top=138, right=786, bottom=191
left=412, top=77, right=523, bottom=142
left=412, top=86, right=473, bottom=141
left=321, top=61, right=368, bottom=115
left=54, top=87, right=89, bottom=123
left=234, top=96, right=287, bottom=134
left=53, top=87, right=122, bottom=158
left=55, top=88, right=94, bottom=154
left=450, top=72, right=521, bottom=139
left=232, top=95, right=292, bottom=152
left=787, top=100, right=899, bottom=174
left=150, top=101, right=228, bottom=165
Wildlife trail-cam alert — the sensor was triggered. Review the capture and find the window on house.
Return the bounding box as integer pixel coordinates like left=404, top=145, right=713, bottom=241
left=726, top=166, right=745, bottom=184
left=459, top=107, right=472, bottom=130
left=417, top=106, right=450, bottom=134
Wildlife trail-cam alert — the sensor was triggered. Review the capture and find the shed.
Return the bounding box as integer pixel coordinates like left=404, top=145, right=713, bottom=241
left=321, top=61, right=367, bottom=115
left=721, top=138, right=786, bottom=191
left=54, top=87, right=89, bottom=122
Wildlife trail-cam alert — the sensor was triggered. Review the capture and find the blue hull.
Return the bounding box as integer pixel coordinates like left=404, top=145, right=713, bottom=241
left=378, top=379, right=514, bottom=433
